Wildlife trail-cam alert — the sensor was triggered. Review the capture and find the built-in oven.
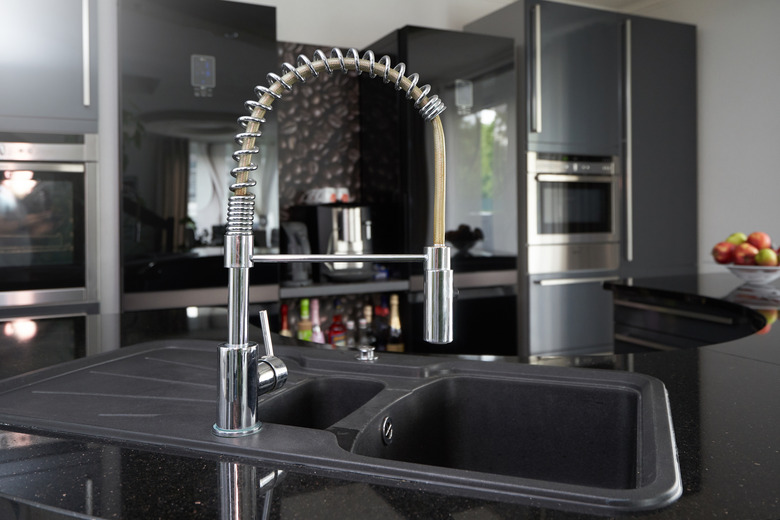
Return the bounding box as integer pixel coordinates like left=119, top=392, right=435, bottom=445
left=0, top=136, right=98, bottom=314
left=526, top=152, right=619, bottom=274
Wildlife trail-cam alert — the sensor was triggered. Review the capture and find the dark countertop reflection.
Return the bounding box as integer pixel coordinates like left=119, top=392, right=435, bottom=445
left=0, top=273, right=778, bottom=519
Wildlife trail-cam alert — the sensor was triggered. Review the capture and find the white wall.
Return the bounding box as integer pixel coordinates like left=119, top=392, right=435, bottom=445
left=627, top=0, right=780, bottom=272
left=236, top=0, right=515, bottom=49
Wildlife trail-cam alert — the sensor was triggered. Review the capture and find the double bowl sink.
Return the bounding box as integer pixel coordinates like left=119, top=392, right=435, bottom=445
left=0, top=339, right=681, bottom=514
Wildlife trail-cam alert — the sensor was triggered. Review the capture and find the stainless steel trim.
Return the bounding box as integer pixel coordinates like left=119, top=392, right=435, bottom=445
left=122, top=285, right=279, bottom=311
left=615, top=299, right=734, bottom=325
left=527, top=243, right=620, bottom=273
left=531, top=4, right=542, bottom=133
left=536, top=173, right=614, bottom=183
left=0, top=288, right=88, bottom=307
left=82, top=0, right=91, bottom=107
left=625, top=19, right=634, bottom=262
left=614, top=333, right=677, bottom=352
left=0, top=138, right=98, bottom=162
left=0, top=162, right=85, bottom=173
left=534, top=275, right=619, bottom=286
left=84, top=160, right=99, bottom=303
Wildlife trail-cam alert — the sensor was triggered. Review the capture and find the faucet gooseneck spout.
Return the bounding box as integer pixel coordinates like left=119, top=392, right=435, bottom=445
left=214, top=48, right=453, bottom=437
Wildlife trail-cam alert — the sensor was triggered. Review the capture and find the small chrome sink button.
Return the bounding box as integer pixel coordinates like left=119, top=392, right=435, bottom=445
left=381, top=416, right=394, bottom=445
left=356, top=345, right=378, bottom=362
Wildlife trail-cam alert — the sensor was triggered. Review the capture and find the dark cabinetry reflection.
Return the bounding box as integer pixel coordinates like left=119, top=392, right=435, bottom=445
left=360, top=27, right=518, bottom=355
left=119, top=0, right=278, bottom=299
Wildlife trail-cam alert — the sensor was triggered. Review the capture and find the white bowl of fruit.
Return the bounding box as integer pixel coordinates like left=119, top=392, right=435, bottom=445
left=712, top=231, right=780, bottom=284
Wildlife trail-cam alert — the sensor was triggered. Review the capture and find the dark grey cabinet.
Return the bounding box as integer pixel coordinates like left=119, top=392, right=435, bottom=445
left=620, top=16, right=697, bottom=278
left=526, top=1, right=621, bottom=155
left=467, top=0, right=621, bottom=156
left=0, top=0, right=98, bottom=134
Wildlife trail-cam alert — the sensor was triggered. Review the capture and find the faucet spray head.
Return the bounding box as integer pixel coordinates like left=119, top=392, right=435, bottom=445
left=424, top=245, right=454, bottom=344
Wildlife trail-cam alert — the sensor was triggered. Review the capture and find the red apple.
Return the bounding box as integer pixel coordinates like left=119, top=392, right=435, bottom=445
left=748, top=231, right=772, bottom=250
left=733, top=242, right=759, bottom=265
left=711, top=241, right=736, bottom=264
left=755, top=248, right=779, bottom=266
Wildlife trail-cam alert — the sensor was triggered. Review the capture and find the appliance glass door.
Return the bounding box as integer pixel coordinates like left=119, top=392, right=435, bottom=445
left=0, top=162, right=85, bottom=291
left=528, top=173, right=618, bottom=245
left=538, top=178, right=612, bottom=234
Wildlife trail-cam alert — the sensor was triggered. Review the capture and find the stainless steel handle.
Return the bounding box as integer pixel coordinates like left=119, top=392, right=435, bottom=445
left=531, top=4, right=542, bottom=133
left=81, top=0, right=91, bottom=107
left=624, top=19, right=634, bottom=262
left=535, top=276, right=620, bottom=286
left=535, top=173, right=615, bottom=183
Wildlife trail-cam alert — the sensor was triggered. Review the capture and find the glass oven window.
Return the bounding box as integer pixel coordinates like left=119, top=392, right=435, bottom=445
left=0, top=167, right=85, bottom=290
left=538, top=180, right=611, bottom=234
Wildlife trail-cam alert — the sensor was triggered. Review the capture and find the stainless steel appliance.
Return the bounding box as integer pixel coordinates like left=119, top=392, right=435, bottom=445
left=0, top=136, right=98, bottom=315
left=324, top=206, right=374, bottom=281
left=526, top=152, right=619, bottom=274
left=525, top=152, right=620, bottom=357
left=288, top=205, right=375, bottom=282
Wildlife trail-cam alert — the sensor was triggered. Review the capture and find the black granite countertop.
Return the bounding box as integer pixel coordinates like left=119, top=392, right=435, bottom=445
left=0, top=273, right=777, bottom=519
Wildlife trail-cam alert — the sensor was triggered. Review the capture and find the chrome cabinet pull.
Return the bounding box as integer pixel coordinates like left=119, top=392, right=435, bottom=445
left=624, top=19, right=634, bottom=262
left=82, top=0, right=91, bottom=107
left=535, top=276, right=620, bottom=286
left=531, top=4, right=542, bottom=133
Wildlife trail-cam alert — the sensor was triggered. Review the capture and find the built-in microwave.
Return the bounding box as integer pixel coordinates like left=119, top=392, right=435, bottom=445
left=526, top=152, right=619, bottom=274
left=0, top=136, right=98, bottom=313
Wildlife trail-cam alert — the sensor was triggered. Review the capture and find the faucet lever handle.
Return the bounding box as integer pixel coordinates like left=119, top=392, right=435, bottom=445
left=258, top=309, right=275, bottom=357
left=256, top=309, right=288, bottom=395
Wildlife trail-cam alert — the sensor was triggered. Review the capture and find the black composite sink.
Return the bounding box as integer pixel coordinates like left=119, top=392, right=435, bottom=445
left=351, top=376, right=639, bottom=489
left=0, top=340, right=681, bottom=514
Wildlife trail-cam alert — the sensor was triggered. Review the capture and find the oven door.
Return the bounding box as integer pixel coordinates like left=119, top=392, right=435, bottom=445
left=0, top=161, right=86, bottom=293
left=527, top=172, right=619, bottom=245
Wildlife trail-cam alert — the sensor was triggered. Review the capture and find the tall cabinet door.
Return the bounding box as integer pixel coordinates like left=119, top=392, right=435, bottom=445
left=621, top=16, right=697, bottom=278
left=0, top=0, right=98, bottom=134
left=527, top=1, right=621, bottom=155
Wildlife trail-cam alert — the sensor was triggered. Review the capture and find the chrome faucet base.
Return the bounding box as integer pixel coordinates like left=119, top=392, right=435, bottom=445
left=213, top=422, right=262, bottom=438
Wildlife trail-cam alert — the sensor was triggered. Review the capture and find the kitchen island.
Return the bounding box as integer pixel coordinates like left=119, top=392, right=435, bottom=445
left=0, top=273, right=777, bottom=519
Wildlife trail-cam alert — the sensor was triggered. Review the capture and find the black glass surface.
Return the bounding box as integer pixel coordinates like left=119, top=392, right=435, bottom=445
left=0, top=168, right=85, bottom=290
left=119, top=0, right=277, bottom=293
left=538, top=180, right=612, bottom=234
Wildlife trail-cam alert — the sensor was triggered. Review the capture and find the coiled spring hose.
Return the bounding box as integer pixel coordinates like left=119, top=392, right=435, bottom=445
left=227, top=48, right=447, bottom=245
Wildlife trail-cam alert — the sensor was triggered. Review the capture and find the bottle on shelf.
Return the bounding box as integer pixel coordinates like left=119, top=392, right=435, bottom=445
left=387, top=293, right=404, bottom=353
left=280, top=303, right=293, bottom=337
left=363, top=304, right=377, bottom=348
left=327, top=314, right=347, bottom=349
left=297, top=298, right=313, bottom=342
left=373, top=296, right=390, bottom=351
left=345, top=319, right=356, bottom=349
left=310, top=298, right=326, bottom=344
left=357, top=317, right=370, bottom=347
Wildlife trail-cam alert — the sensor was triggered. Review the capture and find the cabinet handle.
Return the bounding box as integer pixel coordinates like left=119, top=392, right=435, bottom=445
left=82, top=0, right=91, bottom=107
left=531, top=4, right=542, bottom=133
left=535, top=276, right=619, bottom=286
left=624, top=19, right=633, bottom=261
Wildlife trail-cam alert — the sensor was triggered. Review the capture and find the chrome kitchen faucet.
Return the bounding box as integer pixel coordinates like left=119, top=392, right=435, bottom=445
left=214, top=48, right=454, bottom=437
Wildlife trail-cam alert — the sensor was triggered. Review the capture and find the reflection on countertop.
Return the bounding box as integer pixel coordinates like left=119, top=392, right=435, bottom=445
left=0, top=272, right=778, bottom=519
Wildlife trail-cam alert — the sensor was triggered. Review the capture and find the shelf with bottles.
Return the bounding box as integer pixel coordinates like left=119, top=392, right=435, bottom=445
left=279, top=292, right=406, bottom=353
